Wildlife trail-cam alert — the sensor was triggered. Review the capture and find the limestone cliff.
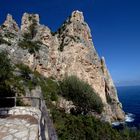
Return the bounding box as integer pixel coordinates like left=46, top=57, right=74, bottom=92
left=0, top=11, right=125, bottom=122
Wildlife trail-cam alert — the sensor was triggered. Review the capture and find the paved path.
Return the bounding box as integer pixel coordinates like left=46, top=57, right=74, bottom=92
left=0, top=115, right=39, bottom=140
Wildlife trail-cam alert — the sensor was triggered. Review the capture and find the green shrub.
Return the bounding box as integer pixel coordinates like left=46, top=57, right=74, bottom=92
left=51, top=108, right=124, bottom=140
left=33, top=71, right=59, bottom=102
left=18, top=18, right=41, bottom=54
left=0, top=54, right=26, bottom=96
left=51, top=107, right=140, bottom=140
left=60, top=75, right=103, bottom=114
left=0, top=51, right=12, bottom=81
left=18, top=40, right=41, bottom=54
left=16, top=64, right=32, bottom=76
left=16, top=64, right=38, bottom=91
left=38, top=76, right=59, bottom=102
left=0, top=51, right=15, bottom=107
left=0, top=31, right=15, bottom=45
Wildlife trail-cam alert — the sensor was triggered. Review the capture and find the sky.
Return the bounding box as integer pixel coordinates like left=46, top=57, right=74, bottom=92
left=0, top=0, right=140, bottom=86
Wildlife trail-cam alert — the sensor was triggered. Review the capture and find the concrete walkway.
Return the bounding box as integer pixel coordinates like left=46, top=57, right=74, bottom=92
left=0, top=115, right=39, bottom=140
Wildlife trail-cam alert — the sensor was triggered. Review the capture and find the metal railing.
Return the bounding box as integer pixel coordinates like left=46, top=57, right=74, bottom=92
left=0, top=96, right=42, bottom=109
left=0, top=96, right=58, bottom=140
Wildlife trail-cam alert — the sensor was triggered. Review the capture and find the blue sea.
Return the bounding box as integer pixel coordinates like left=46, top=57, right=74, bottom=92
left=116, top=86, right=140, bottom=128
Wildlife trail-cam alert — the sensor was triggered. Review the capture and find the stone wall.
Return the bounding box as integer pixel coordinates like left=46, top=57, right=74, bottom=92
left=0, top=107, right=41, bottom=120
left=0, top=107, right=49, bottom=140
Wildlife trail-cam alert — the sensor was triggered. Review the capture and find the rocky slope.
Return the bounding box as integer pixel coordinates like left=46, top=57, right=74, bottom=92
left=0, top=11, right=125, bottom=122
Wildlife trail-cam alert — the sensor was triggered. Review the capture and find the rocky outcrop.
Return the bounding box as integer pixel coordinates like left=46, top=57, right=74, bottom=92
left=0, top=11, right=125, bottom=123
left=100, top=57, right=124, bottom=121
left=21, top=13, right=39, bottom=37
left=2, top=14, right=19, bottom=32
left=0, top=14, right=19, bottom=44
left=55, top=96, right=75, bottom=114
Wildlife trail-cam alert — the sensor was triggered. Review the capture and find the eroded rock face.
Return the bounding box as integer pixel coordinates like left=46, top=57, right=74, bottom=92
left=0, top=11, right=125, bottom=123
left=0, top=14, right=20, bottom=44
left=21, top=13, right=39, bottom=36
left=35, top=25, right=54, bottom=47
left=2, top=14, right=19, bottom=32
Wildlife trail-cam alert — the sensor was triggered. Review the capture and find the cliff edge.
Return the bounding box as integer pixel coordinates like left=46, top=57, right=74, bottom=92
left=0, top=11, right=125, bottom=123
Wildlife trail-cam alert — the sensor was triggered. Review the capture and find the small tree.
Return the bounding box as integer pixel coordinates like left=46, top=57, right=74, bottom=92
left=60, top=75, right=103, bottom=114
left=18, top=40, right=40, bottom=54
left=0, top=51, right=15, bottom=105
left=0, top=51, right=12, bottom=81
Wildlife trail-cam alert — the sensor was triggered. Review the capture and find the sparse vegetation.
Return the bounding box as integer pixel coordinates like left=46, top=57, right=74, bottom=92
left=18, top=16, right=41, bottom=54
left=4, top=32, right=15, bottom=39
left=22, top=16, right=38, bottom=40
left=0, top=28, right=16, bottom=46
left=0, top=52, right=15, bottom=106
left=18, top=39, right=41, bottom=54
left=33, top=71, right=59, bottom=102
left=0, top=35, right=11, bottom=45
left=58, top=43, right=64, bottom=51
left=0, top=55, right=27, bottom=97
left=0, top=51, right=12, bottom=81
left=58, top=35, right=81, bottom=51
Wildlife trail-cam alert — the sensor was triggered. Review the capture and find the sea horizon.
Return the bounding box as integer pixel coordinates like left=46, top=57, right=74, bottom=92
left=116, top=84, right=140, bottom=88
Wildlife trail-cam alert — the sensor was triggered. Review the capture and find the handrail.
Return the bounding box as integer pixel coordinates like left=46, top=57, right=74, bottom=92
left=0, top=96, right=42, bottom=108
left=0, top=96, right=58, bottom=140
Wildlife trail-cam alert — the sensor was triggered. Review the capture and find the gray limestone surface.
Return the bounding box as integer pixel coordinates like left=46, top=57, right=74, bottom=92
left=0, top=115, right=39, bottom=140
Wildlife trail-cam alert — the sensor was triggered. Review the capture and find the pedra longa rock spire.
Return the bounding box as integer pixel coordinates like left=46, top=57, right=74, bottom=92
left=0, top=10, right=125, bottom=123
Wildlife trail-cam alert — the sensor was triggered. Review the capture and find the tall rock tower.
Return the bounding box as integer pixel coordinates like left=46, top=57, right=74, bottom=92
left=0, top=11, right=125, bottom=123
left=52, top=11, right=125, bottom=122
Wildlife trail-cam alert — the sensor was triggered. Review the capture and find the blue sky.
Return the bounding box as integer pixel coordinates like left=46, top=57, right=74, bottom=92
left=0, top=0, right=140, bottom=86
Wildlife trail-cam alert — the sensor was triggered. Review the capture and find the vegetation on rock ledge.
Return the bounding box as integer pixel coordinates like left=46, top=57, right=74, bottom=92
left=60, top=75, right=103, bottom=114
left=51, top=107, right=140, bottom=140
left=18, top=39, right=41, bottom=54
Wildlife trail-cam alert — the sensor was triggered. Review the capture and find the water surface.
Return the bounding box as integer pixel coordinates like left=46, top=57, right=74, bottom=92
left=117, top=86, right=140, bottom=128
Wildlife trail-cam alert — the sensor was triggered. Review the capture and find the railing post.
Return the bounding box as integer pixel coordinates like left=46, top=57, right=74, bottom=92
left=14, top=93, right=17, bottom=107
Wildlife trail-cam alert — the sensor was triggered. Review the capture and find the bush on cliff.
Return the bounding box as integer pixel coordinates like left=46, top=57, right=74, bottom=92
left=51, top=107, right=140, bottom=140
left=18, top=19, right=42, bottom=54
left=0, top=34, right=12, bottom=46
left=0, top=51, right=15, bottom=107
left=0, top=51, right=14, bottom=96
left=18, top=39, right=41, bottom=54
left=0, top=51, right=12, bottom=81
left=59, top=75, right=103, bottom=114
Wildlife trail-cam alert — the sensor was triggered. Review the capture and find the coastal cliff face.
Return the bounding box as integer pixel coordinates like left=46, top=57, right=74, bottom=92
left=0, top=11, right=125, bottom=122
